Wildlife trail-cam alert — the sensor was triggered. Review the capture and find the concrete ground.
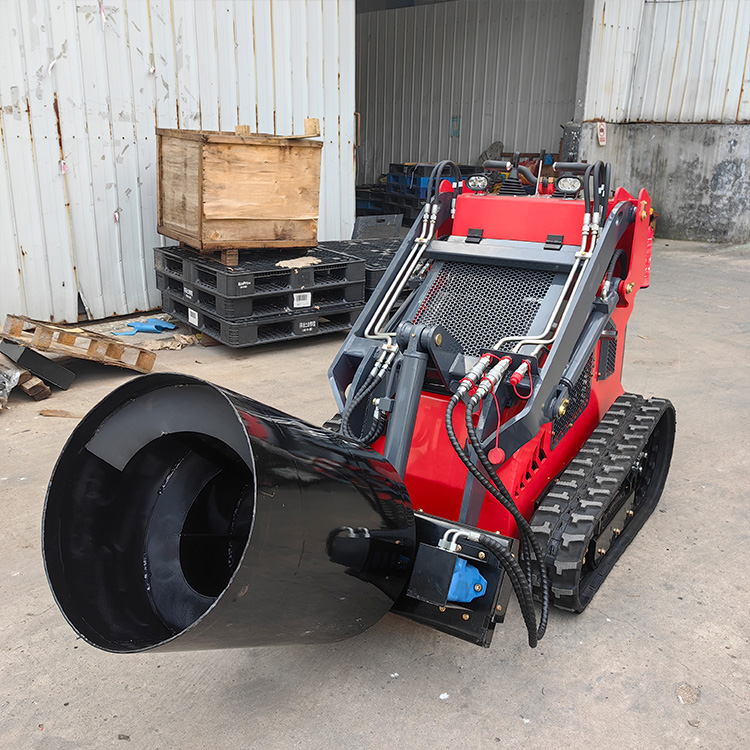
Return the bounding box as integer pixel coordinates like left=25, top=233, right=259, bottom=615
left=1, top=239, right=748, bottom=749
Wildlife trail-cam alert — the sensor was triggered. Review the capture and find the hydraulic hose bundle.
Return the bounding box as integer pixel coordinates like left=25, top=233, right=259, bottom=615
left=425, top=159, right=463, bottom=205
left=554, top=159, right=610, bottom=244
left=444, top=354, right=550, bottom=648
left=341, top=344, right=397, bottom=443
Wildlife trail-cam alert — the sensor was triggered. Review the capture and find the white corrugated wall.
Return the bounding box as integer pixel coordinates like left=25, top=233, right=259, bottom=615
left=0, top=0, right=356, bottom=324
left=355, top=0, right=584, bottom=185
left=584, top=0, right=750, bottom=123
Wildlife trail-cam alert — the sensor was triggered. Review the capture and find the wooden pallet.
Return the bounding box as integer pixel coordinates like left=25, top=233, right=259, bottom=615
left=2, top=316, right=156, bottom=373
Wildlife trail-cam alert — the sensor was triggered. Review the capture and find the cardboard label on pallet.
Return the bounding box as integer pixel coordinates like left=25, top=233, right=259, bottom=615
left=293, top=292, right=312, bottom=308
left=188, top=308, right=198, bottom=326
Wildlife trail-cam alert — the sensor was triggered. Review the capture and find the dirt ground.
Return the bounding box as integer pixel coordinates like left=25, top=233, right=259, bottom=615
left=1, top=239, right=748, bottom=749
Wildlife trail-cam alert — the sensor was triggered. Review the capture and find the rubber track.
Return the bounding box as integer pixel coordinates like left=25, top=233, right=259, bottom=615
left=531, top=394, right=674, bottom=612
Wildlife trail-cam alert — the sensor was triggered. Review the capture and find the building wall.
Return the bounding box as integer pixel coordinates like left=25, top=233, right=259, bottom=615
left=579, top=0, right=750, bottom=242
left=580, top=122, right=750, bottom=243
left=355, top=0, right=584, bottom=185
left=0, top=0, right=356, bottom=324
left=584, top=0, right=750, bottom=123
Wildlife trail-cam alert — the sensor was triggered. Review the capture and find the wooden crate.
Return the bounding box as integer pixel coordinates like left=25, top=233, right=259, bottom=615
left=157, top=128, right=323, bottom=252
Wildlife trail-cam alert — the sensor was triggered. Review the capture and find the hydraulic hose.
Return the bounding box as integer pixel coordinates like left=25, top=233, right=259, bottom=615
left=444, top=395, right=548, bottom=645
left=463, top=402, right=549, bottom=640
left=359, top=408, right=387, bottom=445
left=477, top=533, right=539, bottom=647
left=604, top=247, right=626, bottom=286
left=444, top=525, right=538, bottom=647
left=427, top=160, right=462, bottom=204
left=592, top=160, right=601, bottom=216
left=582, top=164, right=593, bottom=213
left=426, top=160, right=450, bottom=203
left=603, top=163, right=612, bottom=221
left=341, top=373, right=380, bottom=441
left=367, top=160, right=462, bottom=344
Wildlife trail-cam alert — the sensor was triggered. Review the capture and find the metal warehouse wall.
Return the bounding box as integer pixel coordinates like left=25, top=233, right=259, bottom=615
left=355, top=0, right=584, bottom=185
left=584, top=0, right=750, bottom=123
left=0, top=0, right=355, bottom=324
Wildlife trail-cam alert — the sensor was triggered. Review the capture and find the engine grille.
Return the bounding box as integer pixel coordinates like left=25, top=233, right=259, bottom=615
left=606, top=337, right=618, bottom=375
left=602, top=332, right=618, bottom=379
left=597, top=324, right=618, bottom=381
left=411, top=262, right=556, bottom=356
left=551, top=354, right=594, bottom=448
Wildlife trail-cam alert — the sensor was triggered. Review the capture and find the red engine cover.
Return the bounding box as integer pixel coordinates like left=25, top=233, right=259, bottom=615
left=451, top=192, right=586, bottom=246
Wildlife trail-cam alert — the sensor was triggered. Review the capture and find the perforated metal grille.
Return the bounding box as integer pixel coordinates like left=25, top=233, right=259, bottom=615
left=411, top=262, right=556, bottom=356
left=551, top=354, right=594, bottom=448
left=606, top=334, right=618, bottom=376
left=597, top=329, right=618, bottom=381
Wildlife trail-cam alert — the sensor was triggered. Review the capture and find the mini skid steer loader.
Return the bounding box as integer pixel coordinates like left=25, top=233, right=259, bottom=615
left=42, top=158, right=675, bottom=653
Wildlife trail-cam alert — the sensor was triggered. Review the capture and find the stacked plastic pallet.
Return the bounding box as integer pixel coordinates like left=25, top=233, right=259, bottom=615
left=384, top=163, right=476, bottom=222
left=324, top=237, right=420, bottom=324
left=322, top=239, right=402, bottom=298
left=355, top=186, right=387, bottom=215
left=155, top=245, right=366, bottom=348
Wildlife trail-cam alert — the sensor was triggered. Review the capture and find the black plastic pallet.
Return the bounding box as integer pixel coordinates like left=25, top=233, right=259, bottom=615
left=388, top=163, right=476, bottom=178
left=156, top=271, right=364, bottom=319
left=154, top=244, right=365, bottom=298
left=381, top=199, right=421, bottom=224
left=322, top=238, right=403, bottom=290
left=161, top=290, right=364, bottom=348
left=355, top=186, right=387, bottom=212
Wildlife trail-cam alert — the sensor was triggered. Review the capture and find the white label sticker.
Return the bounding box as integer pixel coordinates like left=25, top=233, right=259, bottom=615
left=184, top=287, right=194, bottom=300
left=188, top=308, right=198, bottom=326
left=298, top=319, right=318, bottom=333
left=293, top=292, right=312, bottom=308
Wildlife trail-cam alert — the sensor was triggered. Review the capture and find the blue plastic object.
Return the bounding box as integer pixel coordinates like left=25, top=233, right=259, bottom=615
left=147, top=318, right=177, bottom=330
left=113, top=319, right=178, bottom=336
left=447, top=557, right=487, bottom=603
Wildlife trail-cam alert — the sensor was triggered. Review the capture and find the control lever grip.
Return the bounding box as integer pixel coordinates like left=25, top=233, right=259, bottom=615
left=482, top=160, right=512, bottom=171
left=517, top=166, right=538, bottom=186
left=553, top=161, right=590, bottom=173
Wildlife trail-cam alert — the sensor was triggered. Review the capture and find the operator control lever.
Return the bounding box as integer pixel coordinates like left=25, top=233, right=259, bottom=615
left=482, top=160, right=512, bottom=171
left=483, top=159, right=538, bottom=186
left=553, top=161, right=590, bottom=173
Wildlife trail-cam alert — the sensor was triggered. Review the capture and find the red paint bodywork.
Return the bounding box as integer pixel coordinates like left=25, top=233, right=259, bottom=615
left=378, top=185, right=652, bottom=538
